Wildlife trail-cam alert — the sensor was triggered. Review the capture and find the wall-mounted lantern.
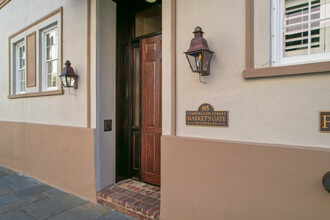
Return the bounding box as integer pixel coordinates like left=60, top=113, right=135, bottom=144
left=184, top=26, right=214, bottom=83
left=59, top=60, right=78, bottom=89
left=322, top=171, right=330, bottom=193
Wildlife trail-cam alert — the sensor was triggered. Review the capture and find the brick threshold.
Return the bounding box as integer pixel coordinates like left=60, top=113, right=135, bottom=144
left=96, top=179, right=160, bottom=220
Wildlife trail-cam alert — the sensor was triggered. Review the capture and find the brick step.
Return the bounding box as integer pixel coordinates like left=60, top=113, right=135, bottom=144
left=96, top=179, right=160, bottom=220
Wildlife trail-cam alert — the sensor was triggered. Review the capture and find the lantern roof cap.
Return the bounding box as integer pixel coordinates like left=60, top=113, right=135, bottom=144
left=193, top=26, right=204, bottom=34
left=185, top=27, right=214, bottom=54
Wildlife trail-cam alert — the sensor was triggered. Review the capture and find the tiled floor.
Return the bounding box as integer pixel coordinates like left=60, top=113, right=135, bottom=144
left=97, top=179, right=160, bottom=220
left=0, top=166, right=134, bottom=220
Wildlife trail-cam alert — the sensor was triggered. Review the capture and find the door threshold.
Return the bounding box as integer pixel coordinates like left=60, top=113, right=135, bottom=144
left=97, top=179, right=160, bottom=220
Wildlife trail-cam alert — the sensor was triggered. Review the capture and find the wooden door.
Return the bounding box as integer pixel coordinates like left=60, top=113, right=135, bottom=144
left=141, top=34, right=162, bottom=186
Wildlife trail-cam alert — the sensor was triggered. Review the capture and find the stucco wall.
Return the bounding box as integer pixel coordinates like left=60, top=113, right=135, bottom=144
left=0, top=121, right=96, bottom=202
left=166, top=0, right=330, bottom=148
left=0, top=0, right=89, bottom=127
left=162, top=0, right=173, bottom=136
left=161, top=136, right=330, bottom=220
left=93, top=0, right=117, bottom=191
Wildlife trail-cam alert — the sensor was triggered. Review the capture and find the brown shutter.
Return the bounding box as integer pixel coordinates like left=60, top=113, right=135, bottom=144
left=26, top=32, right=36, bottom=87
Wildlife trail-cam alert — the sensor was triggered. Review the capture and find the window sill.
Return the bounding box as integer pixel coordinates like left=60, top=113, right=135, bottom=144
left=243, top=61, right=330, bottom=79
left=8, top=89, right=63, bottom=99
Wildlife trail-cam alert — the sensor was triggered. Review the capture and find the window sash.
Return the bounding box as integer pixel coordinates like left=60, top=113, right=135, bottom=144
left=16, top=43, right=25, bottom=93
left=42, top=27, right=58, bottom=90
left=272, top=0, right=330, bottom=65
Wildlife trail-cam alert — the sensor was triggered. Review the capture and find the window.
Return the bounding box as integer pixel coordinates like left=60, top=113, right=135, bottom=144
left=42, top=26, right=58, bottom=91
left=15, top=42, right=26, bottom=94
left=135, top=5, right=162, bottom=37
left=272, top=0, right=330, bottom=65
left=9, top=8, right=62, bottom=98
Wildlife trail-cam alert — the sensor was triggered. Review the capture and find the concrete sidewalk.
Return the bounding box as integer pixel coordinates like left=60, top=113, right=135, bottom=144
left=0, top=166, right=134, bottom=220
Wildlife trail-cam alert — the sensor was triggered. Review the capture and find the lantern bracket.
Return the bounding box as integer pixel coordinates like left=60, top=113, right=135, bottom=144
left=199, top=73, right=206, bottom=83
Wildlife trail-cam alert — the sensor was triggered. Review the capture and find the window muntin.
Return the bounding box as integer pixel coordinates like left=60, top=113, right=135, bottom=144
left=272, top=0, right=330, bottom=65
left=43, top=27, right=58, bottom=90
left=16, top=42, right=26, bottom=94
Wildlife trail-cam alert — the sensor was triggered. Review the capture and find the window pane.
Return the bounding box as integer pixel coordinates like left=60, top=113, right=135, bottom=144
left=19, top=70, right=25, bottom=92
left=284, top=23, right=309, bottom=57
left=47, top=60, right=58, bottom=88
left=52, top=45, right=58, bottom=59
left=52, top=75, right=57, bottom=87
left=46, top=30, right=58, bottom=60
left=311, top=19, right=330, bottom=53
left=135, top=5, right=162, bottom=37
left=47, top=47, right=52, bottom=60
left=20, top=70, right=25, bottom=80
left=46, top=33, right=50, bottom=46
left=47, top=60, right=58, bottom=74
left=19, top=46, right=25, bottom=68
left=47, top=74, right=52, bottom=88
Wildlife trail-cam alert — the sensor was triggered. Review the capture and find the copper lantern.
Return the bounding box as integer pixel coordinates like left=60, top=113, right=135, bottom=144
left=59, top=60, right=78, bottom=89
left=184, top=27, right=214, bottom=77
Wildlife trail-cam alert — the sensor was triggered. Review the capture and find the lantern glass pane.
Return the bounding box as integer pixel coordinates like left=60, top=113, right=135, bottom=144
left=66, top=76, right=71, bottom=87
left=70, top=76, right=76, bottom=87
left=186, top=52, right=202, bottom=72
left=202, top=51, right=212, bottom=72
left=60, top=75, right=67, bottom=87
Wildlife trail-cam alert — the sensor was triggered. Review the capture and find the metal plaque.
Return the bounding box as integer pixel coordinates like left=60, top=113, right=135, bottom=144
left=186, top=103, right=228, bottom=127
left=320, top=112, right=330, bottom=132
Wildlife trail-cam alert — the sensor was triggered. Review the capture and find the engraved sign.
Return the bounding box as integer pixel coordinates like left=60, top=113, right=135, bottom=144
left=186, top=103, right=228, bottom=127
left=320, top=112, right=330, bottom=132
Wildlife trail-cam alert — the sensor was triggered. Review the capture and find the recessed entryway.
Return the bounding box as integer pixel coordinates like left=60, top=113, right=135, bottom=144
left=115, top=0, right=162, bottom=186
left=98, top=0, right=162, bottom=218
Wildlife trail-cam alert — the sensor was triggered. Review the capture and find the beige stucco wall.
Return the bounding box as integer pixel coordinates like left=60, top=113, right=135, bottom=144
left=162, top=0, right=173, bottom=136
left=161, top=136, right=330, bottom=220
left=0, top=0, right=89, bottom=127
left=165, top=0, right=330, bottom=148
left=0, top=121, right=96, bottom=202
left=93, top=0, right=117, bottom=191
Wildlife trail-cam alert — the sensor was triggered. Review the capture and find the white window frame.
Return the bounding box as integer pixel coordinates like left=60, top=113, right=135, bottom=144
left=272, top=0, right=330, bottom=66
left=41, top=24, right=59, bottom=91
left=15, top=41, right=26, bottom=94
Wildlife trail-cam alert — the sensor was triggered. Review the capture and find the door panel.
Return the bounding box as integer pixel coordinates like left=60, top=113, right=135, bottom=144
left=130, top=44, right=141, bottom=180
left=141, top=34, right=162, bottom=186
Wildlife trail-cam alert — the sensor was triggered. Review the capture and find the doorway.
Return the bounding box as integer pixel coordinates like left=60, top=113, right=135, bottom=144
left=115, top=0, right=162, bottom=186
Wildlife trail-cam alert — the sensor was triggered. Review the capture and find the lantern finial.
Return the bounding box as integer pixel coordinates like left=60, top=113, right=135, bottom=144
left=193, top=26, right=204, bottom=37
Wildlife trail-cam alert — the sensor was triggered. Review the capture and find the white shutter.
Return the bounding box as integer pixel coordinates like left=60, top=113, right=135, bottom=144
left=283, top=0, right=321, bottom=57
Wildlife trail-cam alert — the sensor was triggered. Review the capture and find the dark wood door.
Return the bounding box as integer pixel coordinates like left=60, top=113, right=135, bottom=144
left=141, top=34, right=162, bottom=186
